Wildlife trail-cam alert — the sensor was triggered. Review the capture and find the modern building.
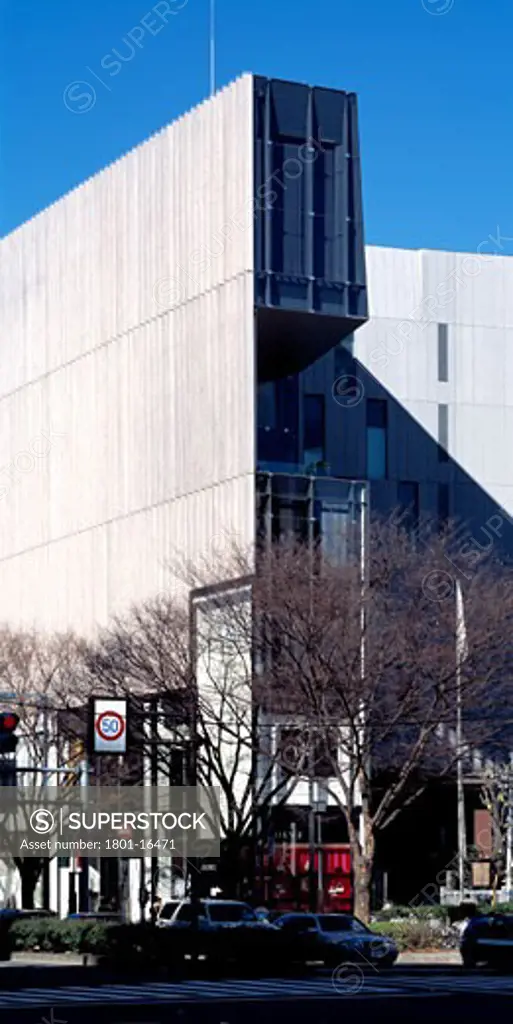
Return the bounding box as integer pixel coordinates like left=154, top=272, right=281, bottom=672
left=1, top=73, right=513, bottom=910
left=0, top=73, right=367, bottom=636
left=259, top=244, right=513, bottom=547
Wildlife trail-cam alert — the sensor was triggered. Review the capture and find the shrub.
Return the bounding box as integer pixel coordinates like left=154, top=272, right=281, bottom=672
left=6, top=918, right=284, bottom=972
left=372, top=904, right=449, bottom=923
left=9, top=918, right=117, bottom=954
left=372, top=919, right=458, bottom=950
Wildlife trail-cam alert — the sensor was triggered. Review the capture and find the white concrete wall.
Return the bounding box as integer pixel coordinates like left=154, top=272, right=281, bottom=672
left=194, top=585, right=254, bottom=836
left=358, top=246, right=513, bottom=517
left=0, top=75, right=256, bottom=636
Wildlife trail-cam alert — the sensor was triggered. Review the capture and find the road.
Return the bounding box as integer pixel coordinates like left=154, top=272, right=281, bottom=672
left=3, top=967, right=513, bottom=1022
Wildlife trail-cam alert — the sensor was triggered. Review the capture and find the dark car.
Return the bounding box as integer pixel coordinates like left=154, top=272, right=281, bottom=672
left=273, top=912, right=398, bottom=967
left=156, top=899, right=282, bottom=972
left=461, top=913, right=513, bottom=969
left=157, top=898, right=275, bottom=931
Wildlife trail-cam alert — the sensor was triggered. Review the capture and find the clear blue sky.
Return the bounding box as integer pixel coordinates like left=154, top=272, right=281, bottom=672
left=1, top=0, right=512, bottom=251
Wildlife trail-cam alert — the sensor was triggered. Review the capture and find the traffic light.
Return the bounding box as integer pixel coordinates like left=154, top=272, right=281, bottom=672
left=0, top=712, right=20, bottom=754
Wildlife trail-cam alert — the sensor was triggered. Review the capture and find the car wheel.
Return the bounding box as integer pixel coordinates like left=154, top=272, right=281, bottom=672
left=378, top=955, right=396, bottom=969
left=462, top=954, right=477, bottom=969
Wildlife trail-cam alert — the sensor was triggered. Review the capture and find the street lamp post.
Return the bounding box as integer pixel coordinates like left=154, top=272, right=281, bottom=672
left=455, top=581, right=467, bottom=901
left=505, top=764, right=513, bottom=897
left=307, top=773, right=316, bottom=912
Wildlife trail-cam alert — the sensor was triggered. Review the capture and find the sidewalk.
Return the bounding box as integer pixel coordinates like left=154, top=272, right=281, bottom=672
left=5, top=949, right=462, bottom=968
left=8, top=951, right=84, bottom=966
left=399, top=950, right=461, bottom=965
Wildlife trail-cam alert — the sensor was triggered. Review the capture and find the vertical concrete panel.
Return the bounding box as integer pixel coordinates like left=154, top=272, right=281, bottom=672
left=0, top=75, right=255, bottom=635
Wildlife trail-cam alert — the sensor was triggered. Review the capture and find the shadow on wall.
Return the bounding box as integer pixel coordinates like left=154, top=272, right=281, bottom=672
left=329, top=346, right=513, bottom=568
left=329, top=350, right=513, bottom=907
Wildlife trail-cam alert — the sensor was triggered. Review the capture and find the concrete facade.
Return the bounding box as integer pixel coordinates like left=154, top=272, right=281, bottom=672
left=3, top=217, right=513, bottom=634
left=0, top=74, right=255, bottom=636
left=269, top=246, right=513, bottom=550
left=358, top=246, right=513, bottom=524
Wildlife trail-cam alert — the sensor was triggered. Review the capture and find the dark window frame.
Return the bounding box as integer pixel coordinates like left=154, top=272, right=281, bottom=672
left=397, top=481, right=419, bottom=532
left=303, top=393, right=326, bottom=466
left=438, top=404, right=449, bottom=462
left=437, top=483, right=450, bottom=526
left=366, top=399, right=388, bottom=479
left=438, top=324, right=449, bottom=382
left=257, top=381, right=277, bottom=430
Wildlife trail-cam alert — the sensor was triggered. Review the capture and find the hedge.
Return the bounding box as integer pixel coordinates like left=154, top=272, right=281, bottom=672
left=9, top=918, right=118, bottom=954
left=10, top=910, right=513, bottom=960
left=6, top=919, right=286, bottom=971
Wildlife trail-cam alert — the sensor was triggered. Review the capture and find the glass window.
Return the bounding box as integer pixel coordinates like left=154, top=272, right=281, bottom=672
left=176, top=903, right=196, bottom=922
left=277, top=727, right=335, bottom=779
left=367, top=399, right=387, bottom=429
left=366, top=400, right=388, bottom=479
left=257, top=382, right=277, bottom=429
left=311, top=731, right=337, bottom=778
left=318, top=915, right=369, bottom=933
left=397, top=482, right=419, bottom=535
left=159, top=901, right=180, bottom=921
left=438, top=404, right=449, bottom=462
left=320, top=504, right=351, bottom=566
left=303, top=394, right=325, bottom=466
left=438, top=483, right=450, bottom=526
left=208, top=903, right=256, bottom=923
left=279, top=915, right=318, bottom=931
left=438, top=324, right=449, bottom=382
left=277, top=727, right=309, bottom=777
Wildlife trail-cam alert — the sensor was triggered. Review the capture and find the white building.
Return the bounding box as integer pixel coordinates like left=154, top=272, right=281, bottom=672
left=1, top=73, right=512, bottom=913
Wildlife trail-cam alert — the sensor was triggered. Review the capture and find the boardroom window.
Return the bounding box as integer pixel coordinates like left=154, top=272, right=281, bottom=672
left=438, top=324, right=449, bottom=382
left=438, top=404, right=449, bottom=462
left=303, top=394, right=325, bottom=466
left=366, top=399, right=388, bottom=479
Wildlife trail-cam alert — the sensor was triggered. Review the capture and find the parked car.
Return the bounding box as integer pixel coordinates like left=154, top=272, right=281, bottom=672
left=157, top=898, right=274, bottom=931
left=461, top=913, right=513, bottom=969
left=155, top=900, right=181, bottom=926
left=273, top=912, right=398, bottom=967
left=156, top=898, right=283, bottom=972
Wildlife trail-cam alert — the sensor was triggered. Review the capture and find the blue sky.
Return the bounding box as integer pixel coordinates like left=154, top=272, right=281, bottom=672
left=1, top=0, right=511, bottom=251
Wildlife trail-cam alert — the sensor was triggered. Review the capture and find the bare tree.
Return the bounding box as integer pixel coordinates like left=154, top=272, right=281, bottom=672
left=85, top=520, right=513, bottom=921
left=253, top=520, right=513, bottom=921
left=87, top=581, right=300, bottom=898
left=0, top=628, right=90, bottom=907
left=476, top=762, right=513, bottom=904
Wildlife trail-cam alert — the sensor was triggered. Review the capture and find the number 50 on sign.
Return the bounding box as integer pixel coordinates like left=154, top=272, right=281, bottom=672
left=91, top=698, right=128, bottom=754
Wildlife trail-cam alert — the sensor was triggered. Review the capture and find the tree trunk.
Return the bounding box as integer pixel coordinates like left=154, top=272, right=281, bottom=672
left=13, top=859, right=44, bottom=910
left=348, top=814, right=375, bottom=924
left=219, top=837, right=244, bottom=898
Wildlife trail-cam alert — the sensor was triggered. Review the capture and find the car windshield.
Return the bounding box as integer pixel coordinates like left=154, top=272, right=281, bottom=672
left=318, top=915, right=368, bottom=933
left=159, top=902, right=180, bottom=920
left=208, top=903, right=256, bottom=922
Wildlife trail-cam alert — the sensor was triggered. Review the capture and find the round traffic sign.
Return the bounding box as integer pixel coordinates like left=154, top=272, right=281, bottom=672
left=96, top=710, right=126, bottom=742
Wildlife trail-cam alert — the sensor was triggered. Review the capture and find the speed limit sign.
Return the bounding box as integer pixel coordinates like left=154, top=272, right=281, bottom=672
left=92, top=698, right=128, bottom=754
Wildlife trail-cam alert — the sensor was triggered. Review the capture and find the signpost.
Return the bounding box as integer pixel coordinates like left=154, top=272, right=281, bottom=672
left=90, top=698, right=128, bottom=755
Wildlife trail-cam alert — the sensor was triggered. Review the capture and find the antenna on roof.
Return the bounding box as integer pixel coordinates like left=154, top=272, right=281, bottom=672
left=209, top=0, right=216, bottom=97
